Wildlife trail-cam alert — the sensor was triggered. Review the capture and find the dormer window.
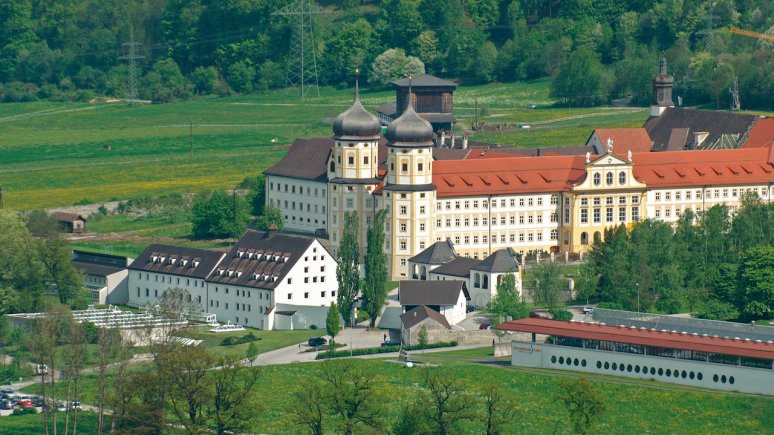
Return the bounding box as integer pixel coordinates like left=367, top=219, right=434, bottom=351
left=216, top=269, right=224, bottom=276
left=236, top=271, right=243, bottom=278
left=181, top=259, right=188, bottom=266
left=150, top=255, right=158, bottom=263
left=237, top=250, right=244, bottom=258
left=159, top=256, right=166, bottom=263
left=252, top=273, right=259, bottom=280
left=192, top=261, right=200, bottom=267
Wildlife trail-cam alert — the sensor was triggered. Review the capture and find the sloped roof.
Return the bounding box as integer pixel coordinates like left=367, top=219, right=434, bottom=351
left=741, top=118, right=774, bottom=149
left=498, top=318, right=774, bottom=360
left=400, top=305, right=451, bottom=329
left=129, top=244, right=224, bottom=279
left=399, top=280, right=469, bottom=306
left=71, top=261, right=124, bottom=277
left=631, top=146, right=774, bottom=188
left=409, top=240, right=457, bottom=265
left=264, top=137, right=389, bottom=181
left=206, top=230, right=324, bottom=290
left=472, top=248, right=520, bottom=273
left=433, top=155, right=587, bottom=198
left=589, top=128, right=653, bottom=154
left=391, top=74, right=457, bottom=88
left=55, top=212, right=86, bottom=222
left=431, top=257, right=482, bottom=277
left=644, top=108, right=757, bottom=151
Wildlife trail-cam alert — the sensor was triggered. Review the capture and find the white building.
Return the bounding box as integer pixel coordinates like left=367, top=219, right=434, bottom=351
left=398, top=280, right=468, bottom=327
left=127, top=230, right=338, bottom=330
left=71, top=250, right=133, bottom=304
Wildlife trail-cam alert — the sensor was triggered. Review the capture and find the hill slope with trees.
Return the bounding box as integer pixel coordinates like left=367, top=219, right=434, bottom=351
left=0, top=0, right=771, bottom=108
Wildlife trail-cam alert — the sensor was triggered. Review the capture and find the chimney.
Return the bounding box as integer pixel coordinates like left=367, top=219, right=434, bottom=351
left=462, top=136, right=468, bottom=149
left=267, top=223, right=278, bottom=238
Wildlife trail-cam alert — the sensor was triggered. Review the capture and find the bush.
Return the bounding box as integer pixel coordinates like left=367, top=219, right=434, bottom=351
left=12, top=407, right=37, bottom=416
left=315, top=341, right=457, bottom=360
left=549, top=309, right=573, bottom=321
left=309, top=324, right=317, bottom=330
left=220, top=333, right=260, bottom=346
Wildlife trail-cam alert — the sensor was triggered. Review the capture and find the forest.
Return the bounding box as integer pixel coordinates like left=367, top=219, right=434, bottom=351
left=0, top=0, right=771, bottom=108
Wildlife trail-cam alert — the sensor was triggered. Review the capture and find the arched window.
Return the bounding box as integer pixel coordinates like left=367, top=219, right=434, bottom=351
left=593, top=173, right=601, bottom=186
left=619, top=171, right=626, bottom=185
left=474, top=273, right=481, bottom=288
left=482, top=275, right=489, bottom=289
left=329, top=161, right=335, bottom=172
left=580, top=232, right=588, bottom=245
left=606, top=172, right=614, bottom=186
left=593, top=231, right=601, bottom=244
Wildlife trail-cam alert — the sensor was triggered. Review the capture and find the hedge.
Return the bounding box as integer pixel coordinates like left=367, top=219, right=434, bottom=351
left=221, top=333, right=261, bottom=346
left=315, top=341, right=458, bottom=360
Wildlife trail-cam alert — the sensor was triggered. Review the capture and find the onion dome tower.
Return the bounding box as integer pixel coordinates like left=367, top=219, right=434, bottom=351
left=650, top=56, right=675, bottom=117
left=327, top=70, right=382, bottom=261
left=384, top=77, right=436, bottom=279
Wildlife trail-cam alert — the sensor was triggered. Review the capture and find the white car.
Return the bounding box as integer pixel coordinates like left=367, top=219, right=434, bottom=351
left=583, top=306, right=594, bottom=314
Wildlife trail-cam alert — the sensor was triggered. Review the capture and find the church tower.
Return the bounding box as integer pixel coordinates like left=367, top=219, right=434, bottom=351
left=327, top=73, right=381, bottom=258
left=383, top=80, right=436, bottom=279
left=650, top=56, right=675, bottom=117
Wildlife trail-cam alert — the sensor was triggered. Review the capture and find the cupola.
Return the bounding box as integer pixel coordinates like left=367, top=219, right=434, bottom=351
left=332, top=72, right=381, bottom=140
left=386, top=78, right=434, bottom=147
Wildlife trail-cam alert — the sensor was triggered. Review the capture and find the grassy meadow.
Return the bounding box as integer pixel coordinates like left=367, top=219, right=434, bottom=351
left=0, top=80, right=653, bottom=211
left=16, top=358, right=774, bottom=434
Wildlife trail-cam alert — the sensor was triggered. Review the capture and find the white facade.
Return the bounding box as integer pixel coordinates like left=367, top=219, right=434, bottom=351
left=646, top=185, right=774, bottom=223
left=128, top=270, right=209, bottom=310
left=266, top=176, right=328, bottom=233
left=511, top=340, right=774, bottom=396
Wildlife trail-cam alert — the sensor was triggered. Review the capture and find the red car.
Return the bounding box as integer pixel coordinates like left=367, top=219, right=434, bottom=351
left=479, top=323, right=492, bottom=330
left=16, top=399, right=33, bottom=408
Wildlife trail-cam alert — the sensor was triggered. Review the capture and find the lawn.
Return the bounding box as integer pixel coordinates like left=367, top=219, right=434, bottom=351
left=177, top=326, right=323, bottom=359
left=0, top=411, right=109, bottom=434
left=17, top=357, right=774, bottom=434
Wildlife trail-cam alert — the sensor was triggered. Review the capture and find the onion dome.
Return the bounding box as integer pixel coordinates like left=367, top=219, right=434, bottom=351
left=332, top=78, right=381, bottom=140
left=386, top=88, right=434, bottom=147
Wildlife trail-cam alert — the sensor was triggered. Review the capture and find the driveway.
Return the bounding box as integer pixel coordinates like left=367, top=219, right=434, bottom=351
left=457, top=311, right=496, bottom=331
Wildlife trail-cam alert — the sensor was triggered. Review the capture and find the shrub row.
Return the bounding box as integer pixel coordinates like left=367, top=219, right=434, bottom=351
left=315, top=341, right=458, bottom=360
left=221, top=333, right=260, bottom=346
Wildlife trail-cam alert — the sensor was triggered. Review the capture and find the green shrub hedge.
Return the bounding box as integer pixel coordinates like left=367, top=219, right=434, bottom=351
left=315, top=341, right=458, bottom=360
left=221, top=333, right=260, bottom=346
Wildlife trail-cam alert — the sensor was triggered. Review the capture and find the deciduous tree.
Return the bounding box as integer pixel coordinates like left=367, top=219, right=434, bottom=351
left=558, top=378, right=606, bottom=435
left=422, top=368, right=474, bottom=434
left=362, top=209, right=388, bottom=328
left=336, top=212, right=360, bottom=327
left=488, top=272, right=527, bottom=322
left=326, top=302, right=341, bottom=350
left=209, top=359, right=261, bottom=435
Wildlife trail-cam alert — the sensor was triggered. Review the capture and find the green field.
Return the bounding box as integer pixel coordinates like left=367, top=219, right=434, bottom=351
left=17, top=358, right=774, bottom=434
left=0, top=81, right=655, bottom=211
left=178, top=325, right=323, bottom=359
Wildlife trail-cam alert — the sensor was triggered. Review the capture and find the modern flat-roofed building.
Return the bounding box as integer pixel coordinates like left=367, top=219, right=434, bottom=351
left=71, top=250, right=133, bottom=304
left=498, top=317, right=774, bottom=396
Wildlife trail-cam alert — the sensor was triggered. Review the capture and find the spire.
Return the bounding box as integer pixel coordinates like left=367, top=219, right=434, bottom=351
left=354, top=68, right=360, bottom=103
left=659, top=56, right=667, bottom=75
left=331, top=67, right=381, bottom=140
left=408, top=75, right=413, bottom=110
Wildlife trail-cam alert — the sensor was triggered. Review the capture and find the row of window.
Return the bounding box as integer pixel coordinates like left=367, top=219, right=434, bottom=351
left=579, top=196, right=639, bottom=206
left=554, top=336, right=773, bottom=370
left=587, top=358, right=706, bottom=382
left=434, top=213, right=553, bottom=228
left=653, top=187, right=769, bottom=202
left=437, top=196, right=556, bottom=211
left=591, top=171, right=628, bottom=187
left=271, top=199, right=326, bottom=214
left=579, top=207, right=640, bottom=224
left=435, top=230, right=559, bottom=247
left=269, top=182, right=325, bottom=197
left=134, top=272, right=203, bottom=288
left=288, top=290, right=335, bottom=300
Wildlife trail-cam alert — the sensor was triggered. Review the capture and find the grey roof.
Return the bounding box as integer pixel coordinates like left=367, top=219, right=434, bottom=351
left=399, top=280, right=469, bottom=306
left=206, top=230, right=326, bottom=290
left=386, top=102, right=434, bottom=147
left=644, top=108, right=757, bottom=151
left=392, top=74, right=458, bottom=88
left=71, top=261, right=124, bottom=277
left=264, top=137, right=389, bottom=182
left=400, top=305, right=451, bottom=329
left=55, top=212, right=86, bottom=223
left=376, top=102, right=456, bottom=124
left=332, top=83, right=381, bottom=140
left=431, top=257, right=482, bottom=277
left=409, top=240, right=458, bottom=265
left=129, top=244, right=225, bottom=279
left=472, top=248, right=520, bottom=273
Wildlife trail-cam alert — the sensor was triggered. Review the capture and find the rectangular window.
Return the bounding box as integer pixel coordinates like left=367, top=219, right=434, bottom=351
left=519, top=198, right=525, bottom=206
left=527, top=198, right=533, bottom=206
left=593, top=208, right=600, bottom=223
left=419, top=223, right=425, bottom=231
left=464, top=218, right=470, bottom=226
left=606, top=208, right=613, bottom=222
left=400, top=205, right=407, bottom=215
left=537, top=233, right=543, bottom=241
left=632, top=207, right=639, bottom=221
left=528, top=233, right=533, bottom=242
left=665, top=192, right=671, bottom=201
left=473, top=236, right=479, bottom=244
left=464, top=236, right=470, bottom=244
left=581, top=209, right=588, bottom=223
left=655, top=192, right=661, bottom=201
left=455, top=218, right=460, bottom=227
left=419, top=206, right=425, bottom=214
left=400, top=241, right=407, bottom=250
left=401, top=163, right=408, bottom=173
left=464, top=200, right=469, bottom=209
left=519, top=216, right=524, bottom=224
left=619, top=207, right=626, bottom=221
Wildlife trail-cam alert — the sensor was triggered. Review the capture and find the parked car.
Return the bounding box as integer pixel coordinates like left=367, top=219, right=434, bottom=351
left=465, top=305, right=476, bottom=313
left=583, top=306, right=594, bottom=314
left=56, top=402, right=67, bottom=412
left=381, top=340, right=401, bottom=347
left=34, top=364, right=48, bottom=375
left=479, top=323, right=492, bottom=330
left=31, top=396, right=45, bottom=407
left=17, top=398, right=33, bottom=408
left=307, top=337, right=327, bottom=347
left=0, top=399, right=14, bottom=410
left=527, top=103, right=537, bottom=109
left=1, top=389, right=16, bottom=400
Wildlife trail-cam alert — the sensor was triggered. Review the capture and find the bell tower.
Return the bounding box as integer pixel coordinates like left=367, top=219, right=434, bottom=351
left=650, top=56, right=675, bottom=117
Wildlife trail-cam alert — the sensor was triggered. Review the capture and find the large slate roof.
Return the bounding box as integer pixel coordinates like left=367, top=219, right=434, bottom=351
left=409, top=240, right=457, bottom=265
left=431, top=257, right=482, bottom=277
left=472, top=248, right=520, bottom=273
left=391, top=74, right=458, bottom=88
left=129, top=244, right=224, bottom=279
left=207, top=230, right=323, bottom=290
left=644, top=108, right=757, bottom=151
left=399, top=280, right=469, bottom=306
left=400, top=305, right=451, bottom=329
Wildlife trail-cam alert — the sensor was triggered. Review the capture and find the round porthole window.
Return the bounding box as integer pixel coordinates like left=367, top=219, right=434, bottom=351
left=721, top=375, right=727, bottom=384
left=697, top=372, right=703, bottom=381
left=581, top=359, right=587, bottom=367
left=713, top=374, right=719, bottom=382
left=559, top=357, right=564, bottom=364
left=596, top=361, right=602, bottom=369
left=612, top=363, right=617, bottom=370
left=573, top=358, right=579, bottom=366
left=551, top=356, right=557, bottom=364
left=566, top=358, right=572, bottom=366
left=604, top=362, right=610, bottom=370
left=627, top=364, right=633, bottom=372
left=650, top=367, right=656, bottom=375
left=619, top=364, right=625, bottom=372
left=729, top=376, right=735, bottom=385
left=689, top=372, right=695, bottom=380
left=665, top=369, right=671, bottom=377
left=635, top=365, right=641, bottom=373
left=673, top=370, right=679, bottom=378
left=681, top=370, right=687, bottom=379
left=658, top=368, right=663, bottom=376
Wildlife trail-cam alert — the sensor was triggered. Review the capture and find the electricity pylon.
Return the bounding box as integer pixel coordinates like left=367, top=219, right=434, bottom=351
left=272, top=0, right=322, bottom=99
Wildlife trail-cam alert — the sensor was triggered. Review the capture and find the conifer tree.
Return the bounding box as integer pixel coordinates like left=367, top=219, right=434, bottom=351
left=336, top=212, right=360, bottom=326
left=362, top=210, right=388, bottom=328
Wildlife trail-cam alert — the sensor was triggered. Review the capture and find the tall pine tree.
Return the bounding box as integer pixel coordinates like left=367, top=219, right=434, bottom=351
left=336, top=212, right=360, bottom=327
left=362, top=210, right=388, bottom=328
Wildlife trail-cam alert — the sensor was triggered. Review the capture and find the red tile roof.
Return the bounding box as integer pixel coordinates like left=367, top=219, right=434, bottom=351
left=742, top=118, right=774, bottom=149
left=590, top=128, right=653, bottom=153
left=631, top=146, right=774, bottom=188
left=433, top=155, right=587, bottom=198
left=498, top=318, right=774, bottom=360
